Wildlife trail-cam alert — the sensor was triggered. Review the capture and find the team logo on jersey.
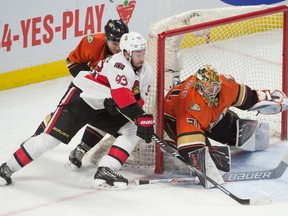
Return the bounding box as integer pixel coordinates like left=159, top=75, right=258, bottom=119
left=114, top=62, right=125, bottom=70
left=132, top=80, right=140, bottom=95
left=86, top=35, right=95, bottom=44
left=189, top=103, right=201, bottom=112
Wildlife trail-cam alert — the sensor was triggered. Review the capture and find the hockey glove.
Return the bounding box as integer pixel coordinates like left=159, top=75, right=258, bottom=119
left=135, top=114, right=155, bottom=143
left=248, top=90, right=288, bottom=114
left=104, top=98, right=120, bottom=116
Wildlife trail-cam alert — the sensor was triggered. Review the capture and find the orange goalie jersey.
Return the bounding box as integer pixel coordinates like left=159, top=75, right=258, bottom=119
left=164, top=74, right=247, bottom=142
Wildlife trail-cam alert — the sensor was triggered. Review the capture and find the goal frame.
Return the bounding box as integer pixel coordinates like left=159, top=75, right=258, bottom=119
left=154, top=5, right=288, bottom=174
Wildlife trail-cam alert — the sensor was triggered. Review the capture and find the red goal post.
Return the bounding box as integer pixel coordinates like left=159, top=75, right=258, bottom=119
left=146, top=5, right=288, bottom=173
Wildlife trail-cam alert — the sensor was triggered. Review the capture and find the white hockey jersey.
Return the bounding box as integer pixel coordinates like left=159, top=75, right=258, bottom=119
left=72, top=52, right=153, bottom=110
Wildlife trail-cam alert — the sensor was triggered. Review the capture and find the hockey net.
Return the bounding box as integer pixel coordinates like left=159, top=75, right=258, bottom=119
left=86, top=5, right=288, bottom=174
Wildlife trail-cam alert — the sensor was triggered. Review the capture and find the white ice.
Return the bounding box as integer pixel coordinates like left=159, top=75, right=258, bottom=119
left=0, top=76, right=288, bottom=216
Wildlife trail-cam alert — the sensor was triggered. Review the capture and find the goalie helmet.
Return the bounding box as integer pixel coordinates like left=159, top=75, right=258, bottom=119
left=194, top=65, right=222, bottom=100
left=120, top=32, right=147, bottom=56
left=105, top=19, right=129, bottom=42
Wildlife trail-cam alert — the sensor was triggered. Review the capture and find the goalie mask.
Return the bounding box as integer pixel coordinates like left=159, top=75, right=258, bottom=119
left=194, top=65, right=222, bottom=106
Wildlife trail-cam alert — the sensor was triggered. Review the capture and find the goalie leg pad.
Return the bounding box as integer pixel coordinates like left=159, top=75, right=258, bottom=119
left=209, top=145, right=231, bottom=172
left=188, top=147, right=224, bottom=189
left=235, top=119, right=269, bottom=152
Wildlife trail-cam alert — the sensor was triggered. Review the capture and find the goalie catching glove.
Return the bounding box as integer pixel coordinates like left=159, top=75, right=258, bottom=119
left=248, top=90, right=288, bottom=115
left=135, top=114, right=155, bottom=143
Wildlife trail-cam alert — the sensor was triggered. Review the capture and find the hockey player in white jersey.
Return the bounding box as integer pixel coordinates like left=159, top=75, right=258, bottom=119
left=0, top=32, right=154, bottom=189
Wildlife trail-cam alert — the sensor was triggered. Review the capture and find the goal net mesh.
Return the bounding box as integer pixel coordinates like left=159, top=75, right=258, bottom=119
left=87, top=5, right=287, bottom=174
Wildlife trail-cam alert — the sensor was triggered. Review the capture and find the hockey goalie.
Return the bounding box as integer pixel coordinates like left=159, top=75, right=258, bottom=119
left=163, top=65, right=288, bottom=188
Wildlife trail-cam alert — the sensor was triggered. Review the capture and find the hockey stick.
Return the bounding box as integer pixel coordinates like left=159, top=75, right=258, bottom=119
left=152, top=134, right=271, bottom=205
left=135, top=177, right=198, bottom=185
left=160, top=138, right=288, bottom=182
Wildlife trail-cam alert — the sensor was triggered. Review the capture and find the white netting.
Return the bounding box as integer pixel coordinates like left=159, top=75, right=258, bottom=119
left=147, top=5, right=286, bottom=172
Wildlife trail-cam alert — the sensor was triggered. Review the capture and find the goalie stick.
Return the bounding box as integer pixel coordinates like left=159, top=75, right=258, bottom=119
left=151, top=134, right=271, bottom=205
left=115, top=108, right=271, bottom=205
left=136, top=155, right=288, bottom=185
left=161, top=138, right=288, bottom=182
left=223, top=155, right=288, bottom=181
left=135, top=152, right=288, bottom=184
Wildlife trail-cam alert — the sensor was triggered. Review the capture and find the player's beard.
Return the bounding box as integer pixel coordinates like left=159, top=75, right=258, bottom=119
left=131, top=60, right=143, bottom=71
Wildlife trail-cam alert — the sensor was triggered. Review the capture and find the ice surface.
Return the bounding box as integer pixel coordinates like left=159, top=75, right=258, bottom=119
left=0, top=77, right=288, bottom=216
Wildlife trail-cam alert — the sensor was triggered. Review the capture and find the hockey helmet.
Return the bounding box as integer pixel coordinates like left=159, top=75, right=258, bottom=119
left=195, top=65, right=222, bottom=99
left=120, top=32, right=147, bottom=56
left=105, top=19, right=129, bottom=42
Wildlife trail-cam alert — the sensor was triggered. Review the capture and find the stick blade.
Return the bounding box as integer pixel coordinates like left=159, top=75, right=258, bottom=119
left=249, top=196, right=272, bottom=205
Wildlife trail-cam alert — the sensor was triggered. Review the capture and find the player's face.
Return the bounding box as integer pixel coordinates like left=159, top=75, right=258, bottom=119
left=107, top=40, right=121, bottom=54
left=131, top=49, right=145, bottom=69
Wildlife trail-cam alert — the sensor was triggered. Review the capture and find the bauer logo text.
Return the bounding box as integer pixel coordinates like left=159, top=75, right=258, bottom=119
left=227, top=171, right=271, bottom=181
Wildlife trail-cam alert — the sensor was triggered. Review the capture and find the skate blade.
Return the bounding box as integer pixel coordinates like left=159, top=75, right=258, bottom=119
left=0, top=178, right=9, bottom=186
left=65, top=161, right=79, bottom=171
left=92, top=179, right=128, bottom=190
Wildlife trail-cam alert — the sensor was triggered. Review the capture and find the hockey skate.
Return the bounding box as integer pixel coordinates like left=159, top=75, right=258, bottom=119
left=92, top=166, right=128, bottom=189
left=0, top=163, right=13, bottom=185
left=65, top=143, right=89, bottom=171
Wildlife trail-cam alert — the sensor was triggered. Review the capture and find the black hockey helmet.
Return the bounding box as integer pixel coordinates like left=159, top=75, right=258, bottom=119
left=104, top=19, right=129, bottom=42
